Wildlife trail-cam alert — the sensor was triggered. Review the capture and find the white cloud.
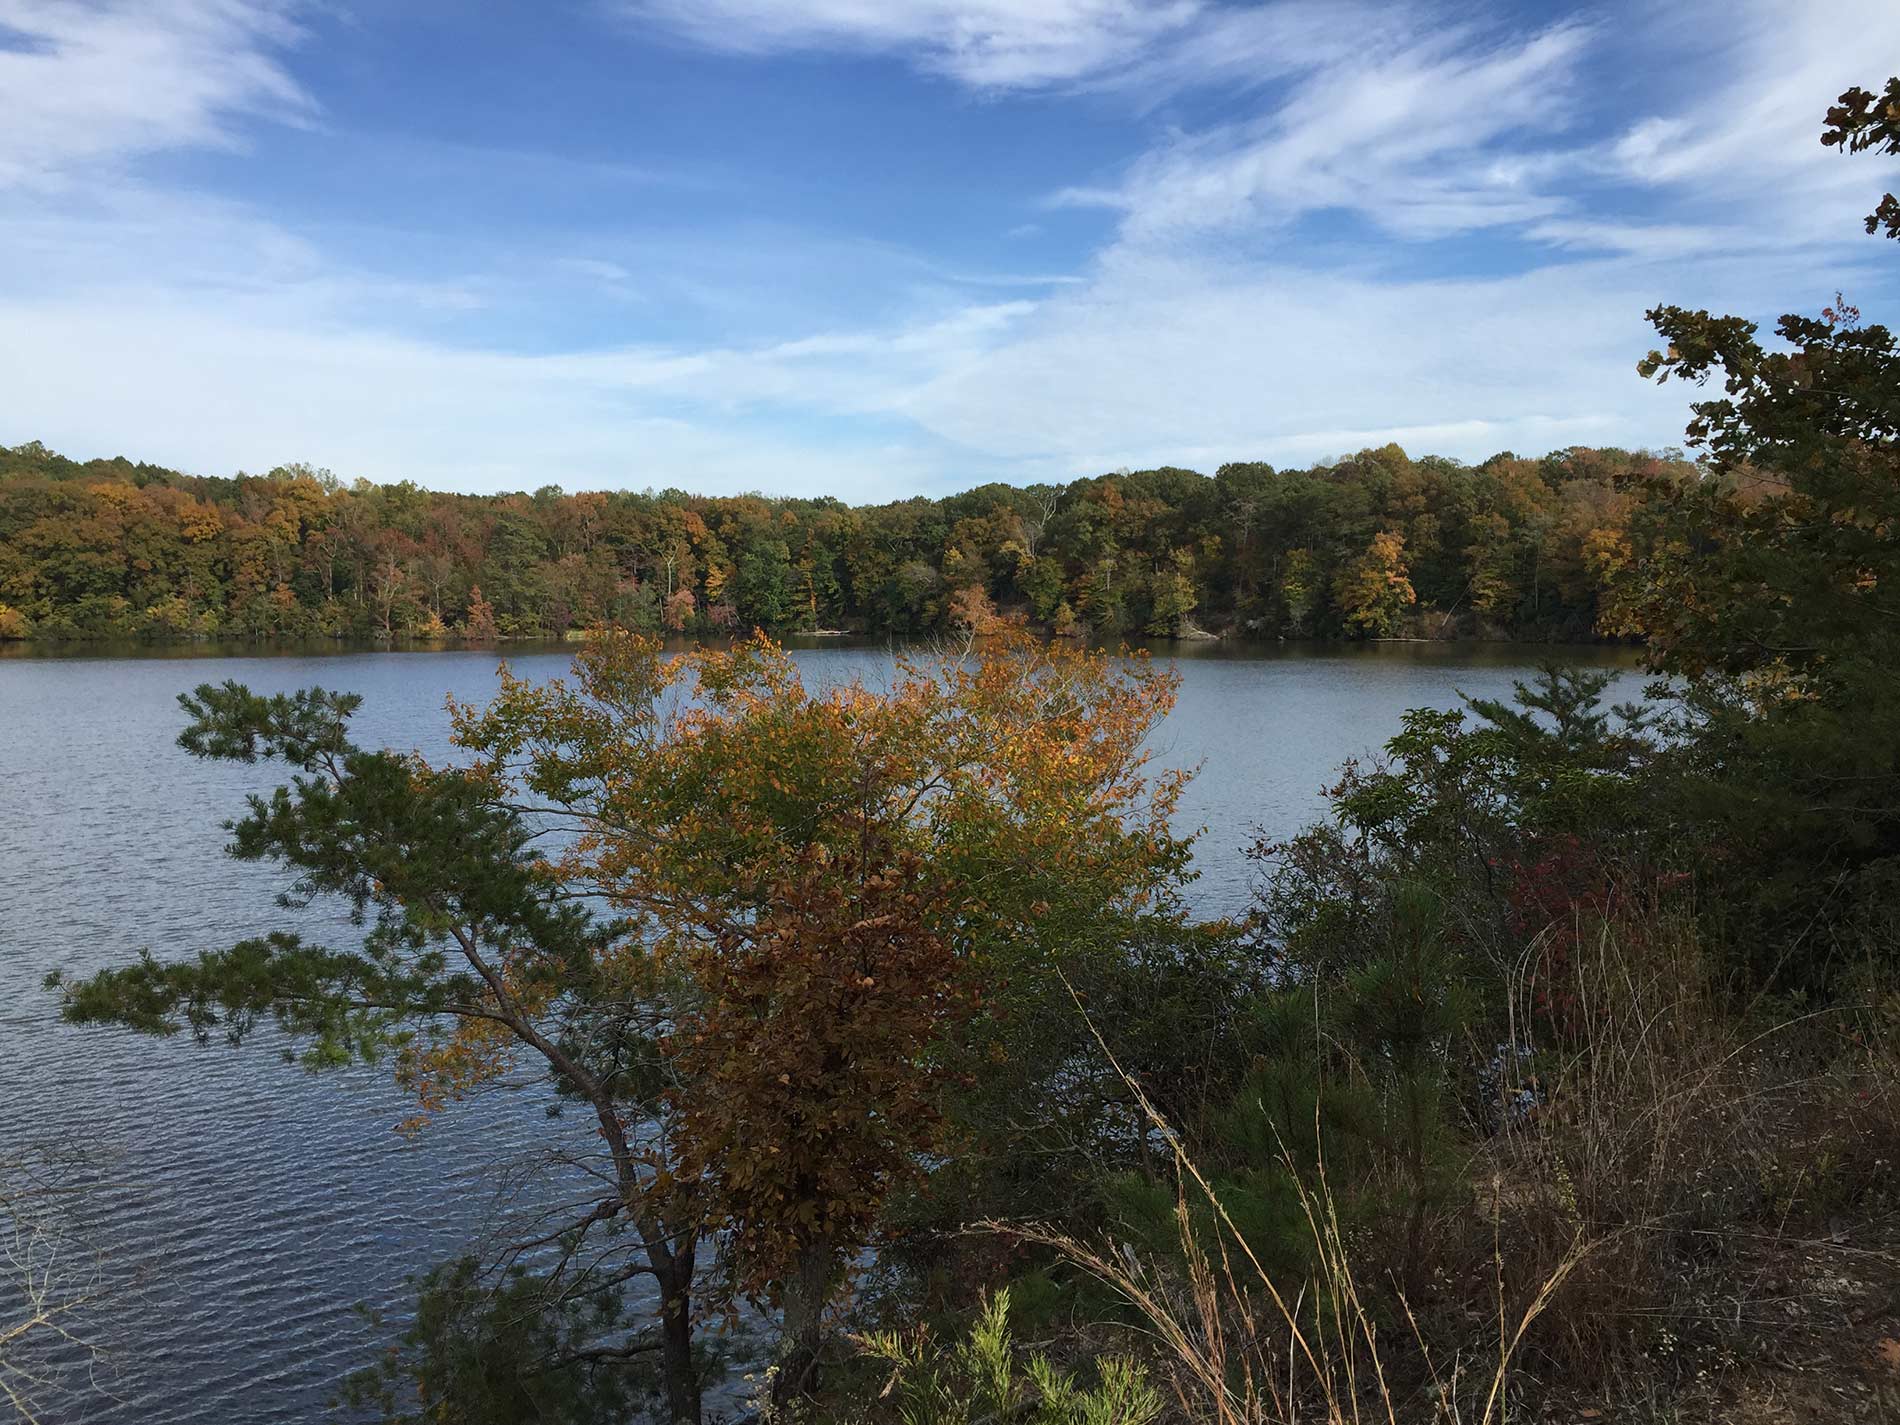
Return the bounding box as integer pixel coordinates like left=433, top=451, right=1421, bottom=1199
left=553, top=257, right=636, bottom=285
left=616, top=0, right=1201, bottom=89
left=1594, top=0, right=1900, bottom=243
left=0, top=0, right=314, bottom=187
left=1061, top=18, right=1592, bottom=243
left=900, top=250, right=1713, bottom=471
left=0, top=287, right=977, bottom=496
left=1606, top=3, right=1900, bottom=186
left=0, top=233, right=1046, bottom=496
left=616, top=0, right=1408, bottom=101
left=1075, top=2, right=1385, bottom=108
left=548, top=256, right=645, bottom=304
left=0, top=227, right=1744, bottom=500
left=2, top=180, right=491, bottom=321
left=1523, top=219, right=1730, bottom=260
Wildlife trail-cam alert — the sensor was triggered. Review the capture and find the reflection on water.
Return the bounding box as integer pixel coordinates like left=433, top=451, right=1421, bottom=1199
left=0, top=641, right=1640, bottom=1421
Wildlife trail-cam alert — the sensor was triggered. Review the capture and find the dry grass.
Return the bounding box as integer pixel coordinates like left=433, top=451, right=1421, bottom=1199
left=975, top=973, right=1594, bottom=1425
left=1478, top=909, right=1900, bottom=1391
left=968, top=919, right=1900, bottom=1425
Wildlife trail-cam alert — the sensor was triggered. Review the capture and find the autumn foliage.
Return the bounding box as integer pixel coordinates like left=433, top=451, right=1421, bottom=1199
left=448, top=622, right=1188, bottom=1337
left=0, top=438, right=1684, bottom=646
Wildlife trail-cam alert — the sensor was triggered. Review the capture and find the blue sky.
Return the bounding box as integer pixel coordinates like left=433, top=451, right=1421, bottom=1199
left=1, top=0, right=1895, bottom=499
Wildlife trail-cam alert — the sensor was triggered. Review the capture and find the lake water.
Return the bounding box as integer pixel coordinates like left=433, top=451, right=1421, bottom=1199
left=0, top=640, right=1640, bottom=1422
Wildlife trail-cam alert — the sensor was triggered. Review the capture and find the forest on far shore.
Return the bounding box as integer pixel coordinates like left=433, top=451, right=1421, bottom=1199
left=0, top=439, right=1688, bottom=645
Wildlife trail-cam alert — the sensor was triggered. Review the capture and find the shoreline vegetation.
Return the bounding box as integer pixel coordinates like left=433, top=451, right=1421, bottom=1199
left=0, top=437, right=1675, bottom=648
left=0, top=627, right=1646, bottom=659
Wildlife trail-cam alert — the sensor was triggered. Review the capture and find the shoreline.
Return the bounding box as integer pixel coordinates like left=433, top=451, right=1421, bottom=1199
left=0, top=631, right=1646, bottom=663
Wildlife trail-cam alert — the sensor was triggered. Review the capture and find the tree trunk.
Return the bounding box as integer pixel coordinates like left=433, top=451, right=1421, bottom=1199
left=769, top=1238, right=835, bottom=1412
left=657, top=1252, right=701, bottom=1425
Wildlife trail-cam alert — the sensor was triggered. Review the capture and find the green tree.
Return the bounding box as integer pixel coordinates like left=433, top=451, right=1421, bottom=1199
left=1144, top=549, right=1198, bottom=637
left=52, top=684, right=709, bottom=1422
left=731, top=532, right=796, bottom=629
left=1611, top=76, right=1900, bottom=981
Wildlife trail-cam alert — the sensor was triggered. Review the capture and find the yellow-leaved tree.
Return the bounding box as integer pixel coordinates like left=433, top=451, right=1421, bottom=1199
left=1337, top=529, right=1417, bottom=637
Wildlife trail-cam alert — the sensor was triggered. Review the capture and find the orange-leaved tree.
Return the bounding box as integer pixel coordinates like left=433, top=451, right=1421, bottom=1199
left=448, top=617, right=1192, bottom=1406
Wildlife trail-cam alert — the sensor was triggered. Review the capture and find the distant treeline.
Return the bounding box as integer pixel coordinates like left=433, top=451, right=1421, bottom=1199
left=0, top=439, right=1688, bottom=643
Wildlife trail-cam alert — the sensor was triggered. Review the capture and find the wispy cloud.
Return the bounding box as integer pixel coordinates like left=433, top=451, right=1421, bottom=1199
left=1058, top=17, right=1593, bottom=243
left=1071, top=1, right=1383, bottom=106
left=0, top=283, right=996, bottom=495
left=615, top=0, right=1402, bottom=102
left=550, top=256, right=644, bottom=303
left=901, top=249, right=1710, bottom=471
left=0, top=0, right=315, bottom=187
left=1596, top=0, right=1900, bottom=241
left=1523, top=219, right=1730, bottom=260
left=0, top=244, right=1044, bottom=496
left=614, top=0, right=1201, bottom=90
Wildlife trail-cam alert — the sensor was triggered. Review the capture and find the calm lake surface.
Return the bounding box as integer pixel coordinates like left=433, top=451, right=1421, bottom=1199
left=0, top=641, right=1640, bottom=1422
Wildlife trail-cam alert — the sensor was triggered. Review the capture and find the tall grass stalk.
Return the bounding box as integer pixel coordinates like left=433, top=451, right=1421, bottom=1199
left=989, top=975, right=1598, bottom=1425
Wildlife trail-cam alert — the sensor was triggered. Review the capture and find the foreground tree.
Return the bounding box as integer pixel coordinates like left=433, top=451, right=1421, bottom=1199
left=55, top=621, right=1189, bottom=1420
left=1824, top=76, right=1900, bottom=239
left=449, top=621, right=1189, bottom=1406
left=1610, top=76, right=1900, bottom=980
left=56, top=681, right=709, bottom=1420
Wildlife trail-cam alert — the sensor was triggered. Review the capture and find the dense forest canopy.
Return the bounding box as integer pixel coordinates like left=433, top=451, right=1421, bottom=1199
left=0, top=439, right=1687, bottom=643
